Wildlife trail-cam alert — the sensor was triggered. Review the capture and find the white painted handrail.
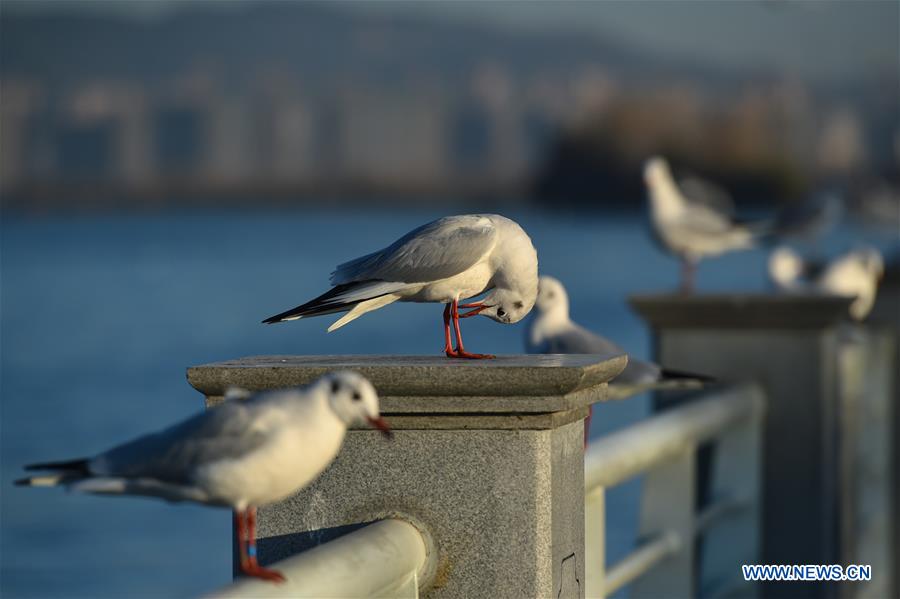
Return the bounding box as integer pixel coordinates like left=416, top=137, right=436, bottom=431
left=206, top=518, right=429, bottom=599
left=585, top=383, right=764, bottom=492
left=602, top=531, right=682, bottom=595
left=585, top=383, right=765, bottom=598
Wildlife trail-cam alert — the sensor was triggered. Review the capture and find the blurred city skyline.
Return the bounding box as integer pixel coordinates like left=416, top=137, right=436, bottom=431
left=1, top=1, right=897, bottom=211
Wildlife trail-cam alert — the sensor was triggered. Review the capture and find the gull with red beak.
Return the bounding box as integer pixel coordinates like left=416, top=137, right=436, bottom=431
left=263, top=214, right=539, bottom=359
left=15, top=371, right=391, bottom=584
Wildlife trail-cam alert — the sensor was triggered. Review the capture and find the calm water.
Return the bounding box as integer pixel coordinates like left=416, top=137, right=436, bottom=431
left=0, top=207, right=870, bottom=598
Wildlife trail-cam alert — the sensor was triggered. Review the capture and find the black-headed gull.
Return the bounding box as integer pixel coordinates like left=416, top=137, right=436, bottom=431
left=643, top=156, right=763, bottom=292
left=525, top=276, right=710, bottom=445
left=769, top=246, right=884, bottom=320
left=263, top=214, right=539, bottom=359
left=15, top=371, right=392, bottom=583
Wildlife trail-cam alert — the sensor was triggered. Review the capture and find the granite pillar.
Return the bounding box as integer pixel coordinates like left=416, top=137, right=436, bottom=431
left=630, top=294, right=851, bottom=598
left=187, top=354, right=626, bottom=599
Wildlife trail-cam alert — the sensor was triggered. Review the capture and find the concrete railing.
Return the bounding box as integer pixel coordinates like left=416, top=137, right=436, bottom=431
left=631, top=294, right=897, bottom=599
left=584, top=383, right=766, bottom=599
left=206, top=518, right=430, bottom=598
left=188, top=354, right=627, bottom=599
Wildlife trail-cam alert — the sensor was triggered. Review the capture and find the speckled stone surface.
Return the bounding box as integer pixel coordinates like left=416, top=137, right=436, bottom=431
left=256, top=421, right=585, bottom=599
left=189, top=354, right=622, bottom=598
left=188, top=354, right=627, bottom=416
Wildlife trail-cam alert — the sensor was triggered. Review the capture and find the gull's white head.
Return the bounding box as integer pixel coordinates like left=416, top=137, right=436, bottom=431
left=321, top=371, right=391, bottom=437
left=855, top=246, right=885, bottom=280
left=769, top=246, right=805, bottom=289
left=535, top=275, right=570, bottom=316
left=479, top=287, right=536, bottom=324
left=643, top=156, right=673, bottom=187
left=478, top=215, right=539, bottom=324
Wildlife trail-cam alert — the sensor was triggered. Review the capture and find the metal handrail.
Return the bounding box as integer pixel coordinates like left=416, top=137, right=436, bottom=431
left=584, top=382, right=765, bottom=598
left=206, top=518, right=429, bottom=599
left=585, top=383, right=764, bottom=492
left=602, top=531, right=682, bottom=595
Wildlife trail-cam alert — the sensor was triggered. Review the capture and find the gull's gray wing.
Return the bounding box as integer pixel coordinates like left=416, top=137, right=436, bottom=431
left=680, top=177, right=735, bottom=217
left=89, top=399, right=271, bottom=484
left=331, top=215, right=497, bottom=284
left=677, top=202, right=736, bottom=235
left=543, top=324, right=624, bottom=355
left=546, top=325, right=661, bottom=385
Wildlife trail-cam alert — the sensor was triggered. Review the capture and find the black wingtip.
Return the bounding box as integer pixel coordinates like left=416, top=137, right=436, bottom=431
left=262, top=305, right=304, bottom=324
left=660, top=368, right=718, bottom=384
left=24, top=458, right=90, bottom=474
left=14, top=477, right=32, bottom=486
left=261, top=284, right=365, bottom=325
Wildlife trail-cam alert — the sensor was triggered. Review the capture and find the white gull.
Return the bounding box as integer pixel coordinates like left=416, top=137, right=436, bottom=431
left=263, top=214, right=539, bottom=359
left=16, top=371, right=391, bottom=583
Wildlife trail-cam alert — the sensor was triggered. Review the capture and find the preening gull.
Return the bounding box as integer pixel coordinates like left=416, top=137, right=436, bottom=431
left=769, top=246, right=884, bottom=321
left=263, top=214, right=539, bottom=359
left=644, top=157, right=764, bottom=292
left=16, top=371, right=392, bottom=583
left=525, top=276, right=709, bottom=445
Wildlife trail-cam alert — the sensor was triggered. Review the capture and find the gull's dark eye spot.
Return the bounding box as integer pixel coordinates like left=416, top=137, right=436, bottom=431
left=497, top=308, right=506, bottom=317
left=514, top=301, right=524, bottom=309
left=351, top=391, right=362, bottom=402
left=331, top=380, right=341, bottom=394
left=546, top=292, right=555, bottom=299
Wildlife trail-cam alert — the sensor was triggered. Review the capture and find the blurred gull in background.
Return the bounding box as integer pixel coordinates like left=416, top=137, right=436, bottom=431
left=526, top=276, right=709, bottom=444
left=263, top=214, right=539, bottom=359
left=16, top=371, right=392, bottom=583
left=643, top=156, right=767, bottom=293
left=773, top=192, right=843, bottom=248
left=677, top=175, right=737, bottom=219
left=769, top=246, right=884, bottom=320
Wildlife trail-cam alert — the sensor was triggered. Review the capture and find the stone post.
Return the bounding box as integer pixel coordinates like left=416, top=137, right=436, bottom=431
left=630, top=294, right=851, bottom=599
left=187, top=354, right=626, bottom=599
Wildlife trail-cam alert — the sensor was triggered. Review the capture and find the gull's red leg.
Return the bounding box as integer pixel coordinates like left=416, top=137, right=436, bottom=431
left=443, top=303, right=458, bottom=357
left=235, top=510, right=249, bottom=572
left=449, top=299, right=495, bottom=360
left=238, top=507, right=285, bottom=583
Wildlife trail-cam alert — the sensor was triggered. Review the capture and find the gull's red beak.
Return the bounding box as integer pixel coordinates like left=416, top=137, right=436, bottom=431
left=459, top=302, right=489, bottom=318
left=367, top=416, right=393, bottom=439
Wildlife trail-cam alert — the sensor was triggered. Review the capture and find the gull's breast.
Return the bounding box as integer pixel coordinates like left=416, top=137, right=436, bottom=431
left=196, top=418, right=345, bottom=509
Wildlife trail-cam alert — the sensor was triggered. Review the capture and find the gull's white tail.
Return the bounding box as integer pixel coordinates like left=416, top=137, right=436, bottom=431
left=327, top=294, right=401, bottom=332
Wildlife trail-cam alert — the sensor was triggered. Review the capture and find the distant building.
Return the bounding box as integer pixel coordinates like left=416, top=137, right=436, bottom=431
left=818, top=108, right=866, bottom=174
left=449, top=100, right=492, bottom=175
left=55, top=119, right=116, bottom=181
left=0, top=81, right=38, bottom=191
left=336, top=88, right=449, bottom=185
left=268, top=99, right=316, bottom=183
left=154, top=103, right=207, bottom=177
left=205, top=97, right=255, bottom=183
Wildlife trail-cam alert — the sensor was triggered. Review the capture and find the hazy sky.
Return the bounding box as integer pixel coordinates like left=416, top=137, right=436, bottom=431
left=6, top=0, right=898, bottom=82
left=361, top=1, right=898, bottom=82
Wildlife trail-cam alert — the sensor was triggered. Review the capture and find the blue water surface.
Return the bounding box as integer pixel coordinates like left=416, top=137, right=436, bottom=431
left=0, top=207, right=879, bottom=598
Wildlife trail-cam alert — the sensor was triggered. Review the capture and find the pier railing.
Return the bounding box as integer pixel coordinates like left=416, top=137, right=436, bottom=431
left=190, top=310, right=894, bottom=599
left=189, top=354, right=628, bottom=598
left=206, top=518, right=431, bottom=599
left=584, top=383, right=766, bottom=598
